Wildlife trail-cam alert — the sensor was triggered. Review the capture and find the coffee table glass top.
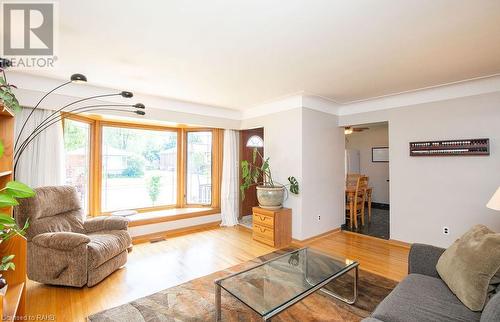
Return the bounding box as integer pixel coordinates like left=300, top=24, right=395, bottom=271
left=216, top=248, right=357, bottom=317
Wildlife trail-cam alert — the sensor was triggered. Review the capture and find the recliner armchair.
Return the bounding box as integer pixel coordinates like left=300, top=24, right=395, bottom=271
left=15, top=186, right=132, bottom=287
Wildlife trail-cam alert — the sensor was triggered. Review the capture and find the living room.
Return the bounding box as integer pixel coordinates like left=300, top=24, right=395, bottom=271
left=0, top=1, right=499, bottom=321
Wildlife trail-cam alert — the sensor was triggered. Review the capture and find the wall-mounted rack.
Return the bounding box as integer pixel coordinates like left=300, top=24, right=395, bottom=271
left=410, top=138, right=489, bottom=157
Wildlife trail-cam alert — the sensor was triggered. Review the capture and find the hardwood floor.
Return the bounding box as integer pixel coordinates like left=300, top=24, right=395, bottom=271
left=26, top=227, right=409, bottom=321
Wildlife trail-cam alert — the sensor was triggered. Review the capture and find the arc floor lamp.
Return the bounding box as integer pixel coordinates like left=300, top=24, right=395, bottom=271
left=0, top=58, right=147, bottom=179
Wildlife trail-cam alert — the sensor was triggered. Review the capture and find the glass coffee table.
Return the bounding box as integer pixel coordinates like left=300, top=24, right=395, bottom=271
left=214, top=247, right=358, bottom=321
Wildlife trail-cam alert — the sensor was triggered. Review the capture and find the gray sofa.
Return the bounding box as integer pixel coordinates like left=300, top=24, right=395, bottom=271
left=15, top=186, right=132, bottom=287
left=363, top=244, right=500, bottom=322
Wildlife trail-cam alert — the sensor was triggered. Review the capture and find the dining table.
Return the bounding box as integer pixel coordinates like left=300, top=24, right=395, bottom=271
left=345, top=186, right=373, bottom=226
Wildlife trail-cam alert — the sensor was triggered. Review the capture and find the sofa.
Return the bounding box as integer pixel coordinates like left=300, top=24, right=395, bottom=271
left=15, top=186, right=132, bottom=287
left=363, top=243, right=500, bottom=322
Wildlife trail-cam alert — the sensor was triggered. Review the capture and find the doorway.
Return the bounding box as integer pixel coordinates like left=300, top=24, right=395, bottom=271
left=343, top=122, right=390, bottom=239
left=238, top=127, right=264, bottom=229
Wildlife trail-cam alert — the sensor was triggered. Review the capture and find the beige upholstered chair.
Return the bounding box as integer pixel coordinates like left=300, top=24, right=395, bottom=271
left=15, top=186, right=131, bottom=287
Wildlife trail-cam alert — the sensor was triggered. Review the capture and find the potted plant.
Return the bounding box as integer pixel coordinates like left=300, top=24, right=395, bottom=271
left=0, top=254, right=15, bottom=295
left=240, top=148, right=299, bottom=209
left=0, top=64, right=21, bottom=112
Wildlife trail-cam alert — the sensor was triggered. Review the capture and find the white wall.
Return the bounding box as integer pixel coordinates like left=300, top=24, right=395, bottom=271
left=241, top=108, right=304, bottom=238
left=345, top=125, right=390, bottom=204
left=129, top=214, right=221, bottom=237
left=339, top=92, right=500, bottom=247
left=301, top=108, right=345, bottom=239
left=241, top=107, right=345, bottom=240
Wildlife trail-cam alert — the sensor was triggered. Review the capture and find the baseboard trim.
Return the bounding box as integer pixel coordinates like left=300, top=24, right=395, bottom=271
left=292, top=227, right=341, bottom=246
left=341, top=230, right=411, bottom=249
left=371, top=202, right=390, bottom=210
left=132, top=221, right=221, bottom=244
left=237, top=223, right=252, bottom=232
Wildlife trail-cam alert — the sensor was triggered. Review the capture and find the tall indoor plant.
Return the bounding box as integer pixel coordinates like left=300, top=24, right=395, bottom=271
left=240, top=148, right=299, bottom=209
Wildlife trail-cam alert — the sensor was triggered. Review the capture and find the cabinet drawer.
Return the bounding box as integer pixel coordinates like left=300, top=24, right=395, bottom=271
left=253, top=223, right=274, bottom=241
left=253, top=213, right=274, bottom=228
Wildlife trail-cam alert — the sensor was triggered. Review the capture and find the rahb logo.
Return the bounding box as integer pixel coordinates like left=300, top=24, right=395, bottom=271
left=1, top=2, right=58, bottom=68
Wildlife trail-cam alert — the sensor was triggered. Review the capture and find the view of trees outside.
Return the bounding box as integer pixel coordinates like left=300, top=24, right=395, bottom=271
left=186, top=131, right=212, bottom=204
left=101, top=126, right=177, bottom=212
left=64, top=119, right=90, bottom=214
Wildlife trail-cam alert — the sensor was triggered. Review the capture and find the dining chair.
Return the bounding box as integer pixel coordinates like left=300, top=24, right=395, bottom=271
left=346, top=173, right=372, bottom=223
left=346, top=173, right=362, bottom=188
left=346, top=175, right=369, bottom=229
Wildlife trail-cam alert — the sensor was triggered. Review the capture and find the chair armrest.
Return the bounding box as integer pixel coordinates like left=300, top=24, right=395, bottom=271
left=32, top=232, right=90, bottom=251
left=84, top=216, right=129, bottom=233
left=408, top=243, right=446, bottom=278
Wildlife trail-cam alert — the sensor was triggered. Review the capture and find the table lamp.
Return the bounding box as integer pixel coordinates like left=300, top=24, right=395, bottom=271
left=487, top=187, right=500, bottom=211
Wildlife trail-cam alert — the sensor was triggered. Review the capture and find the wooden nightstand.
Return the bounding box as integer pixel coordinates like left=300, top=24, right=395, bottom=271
left=252, top=207, right=292, bottom=248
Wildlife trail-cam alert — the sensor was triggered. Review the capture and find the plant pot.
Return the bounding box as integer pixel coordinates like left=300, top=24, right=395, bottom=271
left=0, top=284, right=7, bottom=297
left=0, top=275, right=7, bottom=297
left=256, top=186, right=285, bottom=209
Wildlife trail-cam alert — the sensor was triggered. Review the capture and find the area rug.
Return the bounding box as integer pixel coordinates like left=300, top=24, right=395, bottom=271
left=88, top=249, right=397, bottom=321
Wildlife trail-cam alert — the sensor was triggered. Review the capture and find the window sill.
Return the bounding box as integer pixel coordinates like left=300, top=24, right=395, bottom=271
left=125, top=207, right=220, bottom=227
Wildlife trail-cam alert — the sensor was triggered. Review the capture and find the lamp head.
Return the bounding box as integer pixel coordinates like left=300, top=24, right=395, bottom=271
left=135, top=110, right=146, bottom=116
left=487, top=187, right=500, bottom=211
left=133, top=103, right=145, bottom=109
left=70, top=73, right=87, bottom=83
left=121, top=91, right=133, bottom=98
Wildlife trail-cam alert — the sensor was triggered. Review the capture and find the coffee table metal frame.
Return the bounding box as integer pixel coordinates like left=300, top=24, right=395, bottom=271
left=214, top=247, right=358, bottom=321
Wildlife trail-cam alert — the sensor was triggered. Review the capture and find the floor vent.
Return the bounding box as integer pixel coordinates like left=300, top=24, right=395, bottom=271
left=150, top=238, right=166, bottom=243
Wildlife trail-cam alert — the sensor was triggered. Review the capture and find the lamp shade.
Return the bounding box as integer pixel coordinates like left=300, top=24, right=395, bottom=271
left=246, top=135, right=264, bottom=148
left=70, top=73, right=87, bottom=83
left=486, top=187, right=500, bottom=211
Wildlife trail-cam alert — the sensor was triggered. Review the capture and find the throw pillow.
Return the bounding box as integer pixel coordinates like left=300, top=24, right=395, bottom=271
left=436, top=224, right=500, bottom=311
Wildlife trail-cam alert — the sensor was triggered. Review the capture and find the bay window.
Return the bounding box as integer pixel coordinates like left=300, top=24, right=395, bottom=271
left=62, top=116, right=221, bottom=217
left=64, top=118, right=91, bottom=214
left=186, top=131, right=212, bottom=205
left=101, top=126, right=178, bottom=212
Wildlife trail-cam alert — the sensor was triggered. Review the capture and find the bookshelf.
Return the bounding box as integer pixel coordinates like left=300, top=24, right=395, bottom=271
left=0, top=103, right=26, bottom=321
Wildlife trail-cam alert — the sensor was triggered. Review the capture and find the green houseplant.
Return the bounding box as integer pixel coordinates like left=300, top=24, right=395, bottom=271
left=240, top=148, right=299, bottom=209
left=0, top=67, right=21, bottom=112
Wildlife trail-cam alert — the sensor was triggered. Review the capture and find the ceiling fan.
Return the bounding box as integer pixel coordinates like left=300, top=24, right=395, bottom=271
left=344, top=126, right=369, bottom=135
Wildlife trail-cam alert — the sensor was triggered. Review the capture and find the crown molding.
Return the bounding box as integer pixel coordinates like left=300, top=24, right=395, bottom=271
left=7, top=72, right=242, bottom=120
left=8, top=72, right=500, bottom=123
left=240, top=93, right=304, bottom=119
left=240, top=92, right=341, bottom=119
left=337, top=74, right=500, bottom=115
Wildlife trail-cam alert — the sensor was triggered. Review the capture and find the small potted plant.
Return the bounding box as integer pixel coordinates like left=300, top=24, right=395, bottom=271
left=240, top=148, right=299, bottom=209
left=0, top=255, right=15, bottom=295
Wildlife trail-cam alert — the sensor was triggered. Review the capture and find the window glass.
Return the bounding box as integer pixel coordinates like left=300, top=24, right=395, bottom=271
left=101, top=126, right=177, bottom=212
left=64, top=119, right=91, bottom=214
left=186, top=131, right=212, bottom=204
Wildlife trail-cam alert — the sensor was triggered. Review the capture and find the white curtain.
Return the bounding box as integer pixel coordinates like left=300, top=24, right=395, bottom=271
left=220, top=129, right=240, bottom=226
left=14, top=107, right=65, bottom=188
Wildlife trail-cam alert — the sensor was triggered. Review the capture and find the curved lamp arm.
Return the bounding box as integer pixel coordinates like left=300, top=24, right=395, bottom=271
left=13, top=105, right=145, bottom=177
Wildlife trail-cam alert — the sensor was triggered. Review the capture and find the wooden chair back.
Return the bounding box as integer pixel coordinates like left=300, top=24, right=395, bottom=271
left=355, top=176, right=369, bottom=200
left=346, top=173, right=362, bottom=188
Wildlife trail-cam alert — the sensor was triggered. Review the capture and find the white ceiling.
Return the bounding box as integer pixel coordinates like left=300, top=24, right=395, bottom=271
left=18, top=0, right=500, bottom=110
